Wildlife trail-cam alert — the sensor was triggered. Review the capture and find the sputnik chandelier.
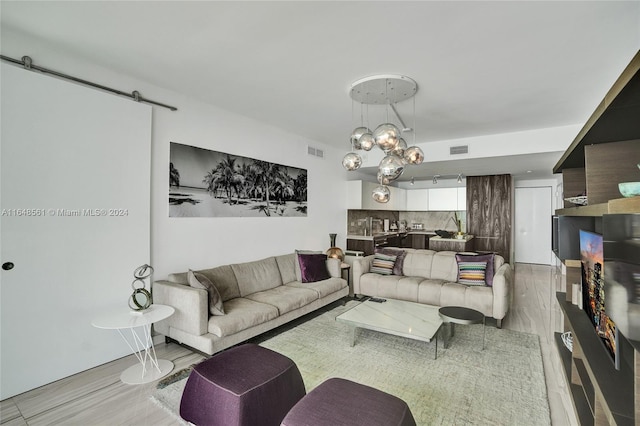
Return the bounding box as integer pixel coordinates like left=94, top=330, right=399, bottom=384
left=343, top=75, right=424, bottom=203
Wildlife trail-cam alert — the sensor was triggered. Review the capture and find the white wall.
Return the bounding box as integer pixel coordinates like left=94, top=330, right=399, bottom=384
left=360, top=124, right=582, bottom=169
left=1, top=27, right=348, bottom=281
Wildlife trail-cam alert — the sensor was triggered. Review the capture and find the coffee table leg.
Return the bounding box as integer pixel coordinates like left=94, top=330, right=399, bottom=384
left=482, top=317, right=486, bottom=350
left=350, top=326, right=357, bottom=347
left=434, top=336, right=438, bottom=360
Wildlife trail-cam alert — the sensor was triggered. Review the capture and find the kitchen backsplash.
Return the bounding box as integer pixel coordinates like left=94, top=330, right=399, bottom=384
left=400, top=211, right=466, bottom=233
left=347, top=210, right=466, bottom=234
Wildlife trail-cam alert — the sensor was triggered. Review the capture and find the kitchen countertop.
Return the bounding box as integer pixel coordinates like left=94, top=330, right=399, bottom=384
left=430, top=235, right=474, bottom=242
left=347, top=230, right=440, bottom=240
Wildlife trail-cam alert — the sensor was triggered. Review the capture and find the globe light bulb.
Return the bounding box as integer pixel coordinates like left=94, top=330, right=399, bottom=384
left=392, top=138, right=407, bottom=158
left=373, top=123, right=401, bottom=152
left=359, top=132, right=375, bottom=151
left=378, top=154, right=405, bottom=180
left=350, top=126, right=370, bottom=150
left=404, top=146, right=424, bottom=165
left=372, top=185, right=390, bottom=203
left=342, top=152, right=362, bottom=171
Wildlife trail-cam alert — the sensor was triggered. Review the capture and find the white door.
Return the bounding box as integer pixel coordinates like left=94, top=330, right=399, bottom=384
left=1, top=64, right=151, bottom=398
left=514, top=187, right=552, bottom=265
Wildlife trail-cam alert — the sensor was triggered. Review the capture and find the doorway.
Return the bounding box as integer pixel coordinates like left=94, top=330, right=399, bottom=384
left=514, top=186, right=553, bottom=265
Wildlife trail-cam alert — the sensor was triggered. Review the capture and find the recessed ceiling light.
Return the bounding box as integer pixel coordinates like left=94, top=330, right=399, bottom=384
left=526, top=170, right=532, bottom=173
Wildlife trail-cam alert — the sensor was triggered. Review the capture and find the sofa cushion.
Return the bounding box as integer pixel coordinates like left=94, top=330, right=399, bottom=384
left=297, top=253, right=330, bottom=283
left=208, top=298, right=279, bottom=338
left=430, top=252, right=459, bottom=282
left=359, top=274, right=421, bottom=302
left=457, top=261, right=488, bottom=286
left=232, top=257, right=283, bottom=297
left=285, top=277, right=346, bottom=299
left=375, top=248, right=407, bottom=275
left=170, top=264, right=241, bottom=302
left=456, top=253, right=495, bottom=286
left=402, top=251, right=436, bottom=278
left=188, top=270, right=225, bottom=316
left=245, top=286, right=318, bottom=315
left=275, top=254, right=298, bottom=284
left=370, top=253, right=397, bottom=275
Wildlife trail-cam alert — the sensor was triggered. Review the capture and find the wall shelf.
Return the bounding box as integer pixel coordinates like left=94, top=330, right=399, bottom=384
left=553, top=50, right=640, bottom=425
left=556, top=293, right=635, bottom=424
left=556, top=197, right=640, bottom=217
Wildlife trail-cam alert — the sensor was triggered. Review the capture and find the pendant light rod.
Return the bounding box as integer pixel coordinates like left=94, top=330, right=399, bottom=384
left=389, top=103, right=409, bottom=131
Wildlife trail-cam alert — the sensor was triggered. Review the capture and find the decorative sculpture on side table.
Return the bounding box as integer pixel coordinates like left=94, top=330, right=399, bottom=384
left=129, top=264, right=153, bottom=313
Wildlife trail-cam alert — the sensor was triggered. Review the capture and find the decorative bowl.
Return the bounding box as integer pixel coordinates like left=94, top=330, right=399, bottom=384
left=618, top=182, right=640, bottom=198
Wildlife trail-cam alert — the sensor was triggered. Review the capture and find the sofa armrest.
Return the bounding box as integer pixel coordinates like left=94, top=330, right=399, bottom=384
left=491, top=263, right=513, bottom=321
left=153, top=280, right=208, bottom=336
left=352, top=255, right=375, bottom=295
left=326, top=258, right=341, bottom=278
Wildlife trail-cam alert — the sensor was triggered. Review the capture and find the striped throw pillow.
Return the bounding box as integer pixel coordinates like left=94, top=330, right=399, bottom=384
left=458, top=261, right=487, bottom=286
left=370, top=253, right=397, bottom=275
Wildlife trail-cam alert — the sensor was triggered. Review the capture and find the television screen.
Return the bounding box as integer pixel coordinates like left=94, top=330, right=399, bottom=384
left=580, top=229, right=619, bottom=369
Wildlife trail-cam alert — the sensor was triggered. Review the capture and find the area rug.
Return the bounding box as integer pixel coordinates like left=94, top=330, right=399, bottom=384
left=151, top=301, right=550, bottom=426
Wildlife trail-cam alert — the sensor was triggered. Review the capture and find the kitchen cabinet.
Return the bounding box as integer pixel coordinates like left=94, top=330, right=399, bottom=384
left=406, top=189, right=429, bottom=210
left=346, top=180, right=406, bottom=211
left=427, top=187, right=466, bottom=211
left=346, top=238, right=374, bottom=256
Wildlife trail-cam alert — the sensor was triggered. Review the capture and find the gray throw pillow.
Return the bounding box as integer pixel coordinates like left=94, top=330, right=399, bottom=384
left=188, top=269, right=225, bottom=316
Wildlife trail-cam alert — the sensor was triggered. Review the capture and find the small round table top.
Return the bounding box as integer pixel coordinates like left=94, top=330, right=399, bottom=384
left=438, top=306, right=484, bottom=325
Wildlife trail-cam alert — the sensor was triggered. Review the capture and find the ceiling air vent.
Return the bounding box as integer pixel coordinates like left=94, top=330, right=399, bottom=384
left=308, top=146, right=324, bottom=159
left=450, top=145, right=468, bottom=155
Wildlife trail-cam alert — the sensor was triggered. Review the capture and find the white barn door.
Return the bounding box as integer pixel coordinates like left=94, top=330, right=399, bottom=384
left=1, top=63, right=152, bottom=398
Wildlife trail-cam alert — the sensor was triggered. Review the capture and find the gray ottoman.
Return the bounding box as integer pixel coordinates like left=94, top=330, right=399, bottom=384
left=180, top=343, right=306, bottom=426
left=281, top=378, right=416, bottom=426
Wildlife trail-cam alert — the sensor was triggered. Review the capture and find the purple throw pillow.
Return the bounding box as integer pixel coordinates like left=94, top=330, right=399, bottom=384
left=297, top=253, right=330, bottom=283
left=455, top=253, right=495, bottom=286
left=375, top=248, right=406, bottom=275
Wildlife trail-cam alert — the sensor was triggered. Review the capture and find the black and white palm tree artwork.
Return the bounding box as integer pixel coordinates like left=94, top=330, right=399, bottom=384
left=169, top=142, right=308, bottom=217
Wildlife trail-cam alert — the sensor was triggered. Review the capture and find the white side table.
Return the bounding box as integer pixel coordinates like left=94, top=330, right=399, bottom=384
left=92, top=304, right=175, bottom=384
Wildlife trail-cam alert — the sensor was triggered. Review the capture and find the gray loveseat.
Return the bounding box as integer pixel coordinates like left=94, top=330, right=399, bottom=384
left=352, top=249, right=512, bottom=327
left=154, top=253, right=348, bottom=355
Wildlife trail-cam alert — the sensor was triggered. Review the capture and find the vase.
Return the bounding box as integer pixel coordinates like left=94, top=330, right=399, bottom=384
left=329, top=233, right=337, bottom=247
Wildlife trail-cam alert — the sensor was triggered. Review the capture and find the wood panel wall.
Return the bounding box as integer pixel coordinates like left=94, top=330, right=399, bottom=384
left=466, top=174, right=512, bottom=263
left=585, top=139, right=640, bottom=205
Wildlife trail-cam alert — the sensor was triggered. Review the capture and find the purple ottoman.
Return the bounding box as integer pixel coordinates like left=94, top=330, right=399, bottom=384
left=180, top=344, right=306, bottom=426
left=281, top=378, right=416, bottom=426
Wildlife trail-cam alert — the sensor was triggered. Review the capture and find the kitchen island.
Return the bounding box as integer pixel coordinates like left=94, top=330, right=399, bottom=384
left=429, top=235, right=475, bottom=252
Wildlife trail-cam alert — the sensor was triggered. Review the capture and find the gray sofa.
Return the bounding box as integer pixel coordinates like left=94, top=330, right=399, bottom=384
left=154, top=253, right=349, bottom=355
left=352, top=249, right=512, bottom=327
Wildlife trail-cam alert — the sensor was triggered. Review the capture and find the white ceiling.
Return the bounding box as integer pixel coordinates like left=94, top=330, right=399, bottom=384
left=2, top=1, right=639, bottom=181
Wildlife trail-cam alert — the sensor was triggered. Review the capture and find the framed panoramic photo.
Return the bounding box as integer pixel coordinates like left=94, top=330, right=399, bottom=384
left=169, top=142, right=307, bottom=217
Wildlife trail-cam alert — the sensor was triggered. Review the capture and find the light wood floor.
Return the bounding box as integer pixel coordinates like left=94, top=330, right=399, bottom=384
left=1, top=263, right=577, bottom=425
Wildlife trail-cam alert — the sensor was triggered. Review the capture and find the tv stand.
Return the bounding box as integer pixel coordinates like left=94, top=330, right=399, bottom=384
left=556, top=293, right=635, bottom=425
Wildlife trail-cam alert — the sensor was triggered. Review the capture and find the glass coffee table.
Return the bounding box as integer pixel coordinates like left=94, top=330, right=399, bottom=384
left=336, top=298, right=444, bottom=359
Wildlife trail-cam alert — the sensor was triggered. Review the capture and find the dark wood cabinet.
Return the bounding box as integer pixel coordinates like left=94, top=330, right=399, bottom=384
left=466, top=174, right=512, bottom=263
left=346, top=239, right=373, bottom=256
